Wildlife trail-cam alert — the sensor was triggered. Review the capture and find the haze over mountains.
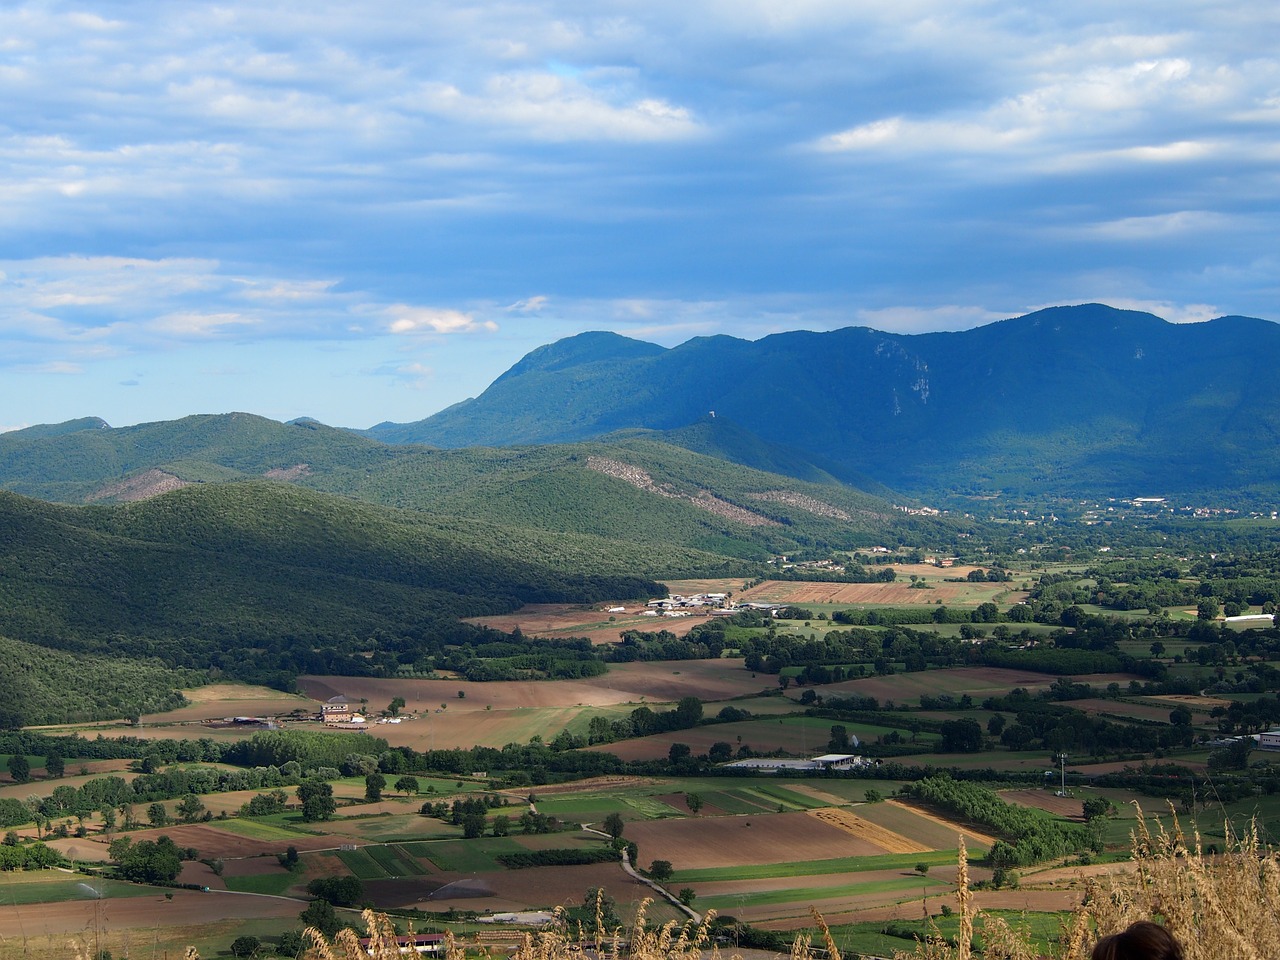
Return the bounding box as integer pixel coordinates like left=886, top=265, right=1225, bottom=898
left=372, top=304, right=1280, bottom=504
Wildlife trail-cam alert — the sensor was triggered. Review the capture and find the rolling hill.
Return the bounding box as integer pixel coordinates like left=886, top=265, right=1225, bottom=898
left=0, top=414, right=947, bottom=559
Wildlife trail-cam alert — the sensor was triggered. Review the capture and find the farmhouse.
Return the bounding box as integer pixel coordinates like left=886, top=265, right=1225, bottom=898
left=322, top=695, right=353, bottom=725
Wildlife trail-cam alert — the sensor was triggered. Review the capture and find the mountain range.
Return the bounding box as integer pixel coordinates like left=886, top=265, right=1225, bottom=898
left=370, top=304, right=1280, bottom=504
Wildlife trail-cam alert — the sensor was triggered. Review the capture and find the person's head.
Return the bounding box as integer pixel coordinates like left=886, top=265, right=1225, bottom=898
left=1092, top=922, right=1183, bottom=960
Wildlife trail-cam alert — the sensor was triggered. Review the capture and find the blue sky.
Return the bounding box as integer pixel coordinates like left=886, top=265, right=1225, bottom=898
left=3, top=1, right=1279, bottom=430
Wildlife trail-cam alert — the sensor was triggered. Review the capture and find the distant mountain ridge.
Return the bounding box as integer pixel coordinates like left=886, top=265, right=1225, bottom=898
left=368, top=304, right=1280, bottom=502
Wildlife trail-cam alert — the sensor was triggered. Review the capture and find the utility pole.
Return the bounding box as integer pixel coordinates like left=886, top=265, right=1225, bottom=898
left=1056, top=752, right=1069, bottom=797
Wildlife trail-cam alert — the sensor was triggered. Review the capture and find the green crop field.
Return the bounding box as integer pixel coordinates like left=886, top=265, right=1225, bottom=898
left=411, top=837, right=529, bottom=873
left=0, top=871, right=161, bottom=906
left=337, top=847, right=391, bottom=880
left=670, top=849, right=962, bottom=883
left=699, top=874, right=947, bottom=911
left=366, top=843, right=429, bottom=876
left=213, top=817, right=314, bottom=841
left=224, top=872, right=298, bottom=896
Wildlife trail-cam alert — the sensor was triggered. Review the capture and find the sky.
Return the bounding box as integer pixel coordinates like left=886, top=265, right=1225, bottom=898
left=2, top=1, right=1279, bottom=431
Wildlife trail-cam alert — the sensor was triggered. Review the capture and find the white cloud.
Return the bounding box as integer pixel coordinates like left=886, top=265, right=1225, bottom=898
left=1087, top=298, right=1224, bottom=324
left=409, top=72, right=699, bottom=142
left=150, top=311, right=259, bottom=337
left=385, top=306, right=499, bottom=335
left=506, top=296, right=548, bottom=313
left=1074, top=210, right=1234, bottom=240
left=854, top=305, right=1009, bottom=333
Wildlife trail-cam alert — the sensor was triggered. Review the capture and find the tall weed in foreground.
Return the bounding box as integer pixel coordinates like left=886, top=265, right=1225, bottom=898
left=291, top=896, right=727, bottom=960
left=901, top=810, right=1280, bottom=960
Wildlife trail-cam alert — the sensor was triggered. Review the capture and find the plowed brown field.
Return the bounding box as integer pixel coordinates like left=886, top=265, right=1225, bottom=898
left=625, top=810, right=886, bottom=869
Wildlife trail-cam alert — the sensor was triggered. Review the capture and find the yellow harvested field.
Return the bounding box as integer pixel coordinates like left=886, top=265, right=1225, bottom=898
left=808, top=807, right=931, bottom=854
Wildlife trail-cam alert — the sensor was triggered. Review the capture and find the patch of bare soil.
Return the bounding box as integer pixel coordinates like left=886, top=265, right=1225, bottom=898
left=264, top=464, right=311, bottom=480
left=1000, top=789, right=1084, bottom=820
left=586, top=457, right=779, bottom=527
left=0, top=889, right=301, bottom=939
left=626, top=811, right=885, bottom=870
left=85, top=469, right=190, bottom=502
left=760, top=888, right=1084, bottom=930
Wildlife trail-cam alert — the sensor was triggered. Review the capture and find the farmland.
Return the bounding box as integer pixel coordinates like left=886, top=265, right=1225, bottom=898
left=4, top=552, right=1280, bottom=960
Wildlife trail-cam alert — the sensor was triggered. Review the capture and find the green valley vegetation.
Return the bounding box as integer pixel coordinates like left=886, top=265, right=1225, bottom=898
left=0, top=482, right=667, bottom=690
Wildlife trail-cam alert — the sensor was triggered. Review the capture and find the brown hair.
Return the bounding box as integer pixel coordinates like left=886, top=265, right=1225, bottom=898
left=1092, top=922, right=1184, bottom=960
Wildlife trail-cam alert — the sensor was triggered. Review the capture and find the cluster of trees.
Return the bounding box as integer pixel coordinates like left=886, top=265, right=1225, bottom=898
left=421, top=793, right=512, bottom=837
left=0, top=836, right=61, bottom=870
left=495, top=848, right=619, bottom=868
left=108, top=835, right=195, bottom=883
left=901, top=776, right=1095, bottom=866
left=579, top=697, right=704, bottom=746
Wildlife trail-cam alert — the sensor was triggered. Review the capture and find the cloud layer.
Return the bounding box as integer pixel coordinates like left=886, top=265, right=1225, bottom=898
left=2, top=0, right=1278, bottom=427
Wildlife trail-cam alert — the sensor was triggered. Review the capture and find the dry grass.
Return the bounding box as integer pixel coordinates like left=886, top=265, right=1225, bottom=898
left=898, top=808, right=1280, bottom=960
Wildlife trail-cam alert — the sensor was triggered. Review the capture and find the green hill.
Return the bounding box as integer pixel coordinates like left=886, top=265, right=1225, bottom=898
left=0, top=483, right=672, bottom=689
left=0, top=414, right=942, bottom=559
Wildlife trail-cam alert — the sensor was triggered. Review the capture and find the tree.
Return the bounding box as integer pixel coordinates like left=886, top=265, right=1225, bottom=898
left=916, top=863, right=930, bottom=876
left=394, top=775, right=420, bottom=796
left=939, top=718, right=984, bottom=753
left=176, top=794, right=206, bottom=823
left=365, top=772, right=386, bottom=802
left=307, top=875, right=364, bottom=907
left=678, top=888, right=697, bottom=906
left=602, top=812, right=625, bottom=839
left=387, top=697, right=406, bottom=716
left=298, top=899, right=342, bottom=939
left=491, top=814, right=510, bottom=837
left=147, top=802, right=169, bottom=827
left=117, top=836, right=183, bottom=883
left=1082, top=797, right=1114, bottom=822
left=298, top=781, right=336, bottom=822
left=0, top=705, right=24, bottom=731
left=648, top=860, right=673, bottom=883
left=230, top=936, right=261, bottom=958
left=673, top=696, right=703, bottom=728
left=6, top=755, right=30, bottom=784
left=45, top=755, right=65, bottom=779
left=685, top=793, right=703, bottom=815
left=1198, top=598, right=1221, bottom=621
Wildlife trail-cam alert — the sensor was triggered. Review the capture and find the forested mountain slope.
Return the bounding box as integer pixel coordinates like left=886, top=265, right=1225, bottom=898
left=0, top=483, right=666, bottom=689
left=372, top=304, right=1280, bottom=502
